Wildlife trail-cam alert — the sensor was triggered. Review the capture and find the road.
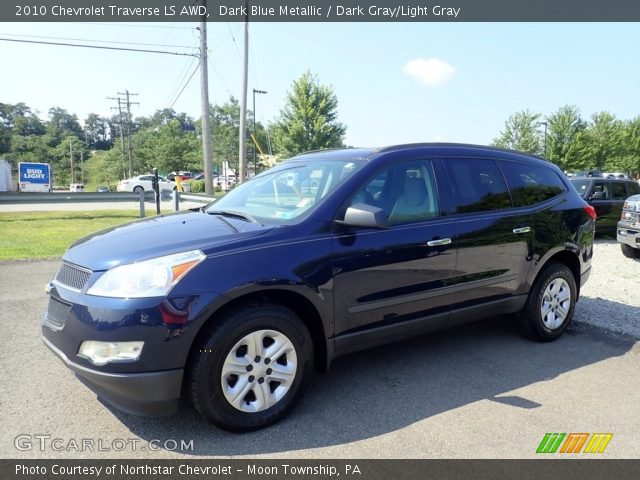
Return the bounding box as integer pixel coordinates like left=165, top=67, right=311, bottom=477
left=1, top=248, right=638, bottom=459
left=0, top=199, right=206, bottom=213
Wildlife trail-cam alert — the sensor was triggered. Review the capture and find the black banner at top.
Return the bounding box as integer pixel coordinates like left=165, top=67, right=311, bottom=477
left=3, top=0, right=640, bottom=22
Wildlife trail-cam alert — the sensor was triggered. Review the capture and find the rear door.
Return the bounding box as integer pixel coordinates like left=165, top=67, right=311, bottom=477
left=589, top=180, right=617, bottom=231
left=440, top=157, right=533, bottom=314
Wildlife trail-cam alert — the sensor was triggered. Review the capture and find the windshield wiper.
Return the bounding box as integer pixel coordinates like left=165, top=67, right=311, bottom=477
left=207, top=210, right=262, bottom=225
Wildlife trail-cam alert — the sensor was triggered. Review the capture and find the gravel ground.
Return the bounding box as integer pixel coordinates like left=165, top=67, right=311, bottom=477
left=574, top=240, right=640, bottom=338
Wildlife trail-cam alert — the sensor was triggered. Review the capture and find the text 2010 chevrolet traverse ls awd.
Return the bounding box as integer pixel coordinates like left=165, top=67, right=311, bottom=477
left=43, top=144, right=595, bottom=431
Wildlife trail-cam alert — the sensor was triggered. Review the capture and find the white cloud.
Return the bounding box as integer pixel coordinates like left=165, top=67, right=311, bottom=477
left=402, top=58, right=455, bottom=86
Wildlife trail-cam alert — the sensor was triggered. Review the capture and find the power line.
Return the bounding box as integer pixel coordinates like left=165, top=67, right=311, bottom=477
left=168, top=61, right=200, bottom=109
left=164, top=56, right=198, bottom=107
left=0, top=37, right=197, bottom=57
left=226, top=22, right=241, bottom=57
left=208, top=57, right=233, bottom=97
left=76, top=22, right=195, bottom=30
left=0, top=32, right=196, bottom=50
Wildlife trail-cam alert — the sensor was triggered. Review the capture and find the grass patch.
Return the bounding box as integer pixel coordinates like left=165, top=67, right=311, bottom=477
left=0, top=210, right=144, bottom=261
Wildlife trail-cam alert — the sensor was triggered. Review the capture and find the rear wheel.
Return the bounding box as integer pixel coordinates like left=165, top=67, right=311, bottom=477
left=620, top=243, right=640, bottom=259
left=518, top=263, right=577, bottom=341
left=133, top=186, right=144, bottom=193
left=188, top=303, right=313, bottom=432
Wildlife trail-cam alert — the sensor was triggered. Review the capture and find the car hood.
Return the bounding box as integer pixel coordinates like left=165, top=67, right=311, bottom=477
left=63, top=210, right=273, bottom=271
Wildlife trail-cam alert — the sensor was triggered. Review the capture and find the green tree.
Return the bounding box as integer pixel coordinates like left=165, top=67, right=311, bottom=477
left=46, top=107, right=83, bottom=145
left=545, top=105, right=586, bottom=170
left=132, top=118, right=200, bottom=174
left=570, top=112, right=624, bottom=171
left=83, top=113, right=113, bottom=150
left=492, top=110, right=543, bottom=155
left=204, top=96, right=267, bottom=175
left=273, top=71, right=346, bottom=157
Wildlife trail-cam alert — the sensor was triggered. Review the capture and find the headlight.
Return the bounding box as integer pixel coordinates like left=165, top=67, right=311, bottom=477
left=87, top=250, right=205, bottom=298
left=78, top=341, right=144, bottom=366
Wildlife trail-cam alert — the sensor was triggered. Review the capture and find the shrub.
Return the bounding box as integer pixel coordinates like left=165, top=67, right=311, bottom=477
left=190, top=180, right=205, bottom=193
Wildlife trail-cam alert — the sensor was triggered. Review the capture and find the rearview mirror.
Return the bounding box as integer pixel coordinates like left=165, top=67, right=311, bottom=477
left=337, top=203, right=389, bottom=229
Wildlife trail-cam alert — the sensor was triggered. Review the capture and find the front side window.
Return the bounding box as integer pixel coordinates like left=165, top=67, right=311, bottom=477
left=569, top=180, right=590, bottom=197
left=591, top=182, right=610, bottom=200
left=350, top=159, right=439, bottom=225
left=498, top=161, right=566, bottom=207
left=443, top=158, right=511, bottom=214
left=206, top=159, right=364, bottom=224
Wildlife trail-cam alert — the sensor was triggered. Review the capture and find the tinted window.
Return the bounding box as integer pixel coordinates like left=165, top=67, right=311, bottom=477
left=569, top=180, right=590, bottom=197
left=498, top=161, right=566, bottom=207
left=351, top=160, right=439, bottom=225
left=592, top=181, right=610, bottom=200
left=626, top=181, right=640, bottom=196
left=611, top=182, right=627, bottom=200
left=443, top=158, right=511, bottom=213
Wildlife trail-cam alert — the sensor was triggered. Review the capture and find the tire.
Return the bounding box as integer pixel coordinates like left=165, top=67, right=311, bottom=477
left=518, top=263, right=577, bottom=342
left=188, top=303, right=313, bottom=432
left=620, top=243, right=640, bottom=259
left=133, top=186, right=144, bottom=193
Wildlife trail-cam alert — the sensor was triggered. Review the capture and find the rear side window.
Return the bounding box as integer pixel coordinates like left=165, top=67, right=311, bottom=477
left=611, top=182, right=627, bottom=200
left=498, top=161, right=566, bottom=207
left=443, top=158, right=511, bottom=213
left=625, top=181, right=640, bottom=197
left=625, top=182, right=640, bottom=197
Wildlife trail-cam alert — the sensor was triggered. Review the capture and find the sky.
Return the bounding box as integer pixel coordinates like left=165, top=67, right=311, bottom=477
left=0, top=21, right=639, bottom=148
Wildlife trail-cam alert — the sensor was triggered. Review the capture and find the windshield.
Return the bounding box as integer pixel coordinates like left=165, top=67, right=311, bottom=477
left=569, top=180, right=590, bottom=197
left=205, top=159, right=365, bottom=224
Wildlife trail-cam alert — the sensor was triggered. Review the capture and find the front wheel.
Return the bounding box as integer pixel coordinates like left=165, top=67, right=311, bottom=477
left=133, top=186, right=144, bottom=193
left=188, top=303, right=313, bottom=432
left=620, top=243, right=640, bottom=259
left=518, top=263, right=577, bottom=341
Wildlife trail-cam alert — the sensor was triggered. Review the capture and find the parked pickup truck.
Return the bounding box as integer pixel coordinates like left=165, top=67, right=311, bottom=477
left=617, top=194, right=640, bottom=258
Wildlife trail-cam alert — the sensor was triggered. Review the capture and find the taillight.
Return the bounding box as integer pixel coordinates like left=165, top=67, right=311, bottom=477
left=583, top=205, right=597, bottom=221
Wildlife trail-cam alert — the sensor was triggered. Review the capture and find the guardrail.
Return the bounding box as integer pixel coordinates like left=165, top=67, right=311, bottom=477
left=0, top=191, right=217, bottom=217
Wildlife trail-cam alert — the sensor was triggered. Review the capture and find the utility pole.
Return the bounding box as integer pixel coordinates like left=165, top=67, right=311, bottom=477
left=252, top=88, right=267, bottom=175
left=80, top=148, right=84, bottom=184
left=69, top=140, right=74, bottom=184
left=238, top=1, right=249, bottom=184
left=117, top=90, right=139, bottom=177
left=199, top=8, right=213, bottom=195
left=108, top=96, right=128, bottom=178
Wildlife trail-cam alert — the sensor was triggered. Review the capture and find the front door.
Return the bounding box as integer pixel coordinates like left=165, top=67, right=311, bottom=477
left=331, top=158, right=457, bottom=350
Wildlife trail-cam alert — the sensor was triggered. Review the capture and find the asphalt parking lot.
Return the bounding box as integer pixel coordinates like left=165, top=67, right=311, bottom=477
left=1, top=241, right=638, bottom=459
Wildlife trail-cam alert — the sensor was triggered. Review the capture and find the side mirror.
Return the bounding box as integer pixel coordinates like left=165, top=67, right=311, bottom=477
left=337, top=203, right=389, bottom=229
left=590, top=191, right=605, bottom=200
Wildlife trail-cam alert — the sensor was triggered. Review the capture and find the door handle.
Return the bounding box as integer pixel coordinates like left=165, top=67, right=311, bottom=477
left=513, top=227, right=531, bottom=234
left=427, top=238, right=452, bottom=247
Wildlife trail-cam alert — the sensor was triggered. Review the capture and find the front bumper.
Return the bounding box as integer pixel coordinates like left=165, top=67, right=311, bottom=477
left=43, top=336, right=182, bottom=416
left=617, top=223, right=640, bottom=249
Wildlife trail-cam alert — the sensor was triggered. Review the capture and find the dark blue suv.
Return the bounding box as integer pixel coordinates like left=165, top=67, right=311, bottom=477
left=43, top=144, right=595, bottom=431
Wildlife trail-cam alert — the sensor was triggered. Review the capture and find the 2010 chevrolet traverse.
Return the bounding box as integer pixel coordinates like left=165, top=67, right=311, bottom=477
left=43, top=144, right=595, bottom=431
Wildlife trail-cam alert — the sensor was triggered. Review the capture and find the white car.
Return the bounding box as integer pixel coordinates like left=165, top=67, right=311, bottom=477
left=117, top=175, right=176, bottom=193
left=214, top=175, right=237, bottom=191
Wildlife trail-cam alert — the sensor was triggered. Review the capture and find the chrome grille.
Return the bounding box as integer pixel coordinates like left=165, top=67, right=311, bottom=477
left=45, top=297, right=71, bottom=330
left=55, top=262, right=91, bottom=291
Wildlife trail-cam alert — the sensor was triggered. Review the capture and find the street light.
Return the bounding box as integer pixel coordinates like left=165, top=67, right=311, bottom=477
left=252, top=88, right=267, bottom=175
left=538, top=121, right=549, bottom=159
